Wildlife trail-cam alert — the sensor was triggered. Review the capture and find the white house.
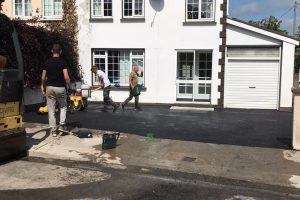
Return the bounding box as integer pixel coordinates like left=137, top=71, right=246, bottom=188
left=76, top=0, right=299, bottom=110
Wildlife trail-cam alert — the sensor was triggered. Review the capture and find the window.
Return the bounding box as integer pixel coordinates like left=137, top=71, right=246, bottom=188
left=92, top=50, right=145, bottom=86
left=91, top=0, right=112, bottom=18
left=177, top=52, right=194, bottom=80
left=123, top=0, right=144, bottom=18
left=186, top=0, right=214, bottom=21
left=44, top=0, right=62, bottom=18
left=14, top=0, right=32, bottom=18
left=198, top=52, right=212, bottom=80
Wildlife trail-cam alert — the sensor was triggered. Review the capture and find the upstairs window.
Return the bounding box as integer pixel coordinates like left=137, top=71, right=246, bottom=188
left=186, top=0, right=214, bottom=21
left=91, top=0, right=112, bottom=18
left=123, top=0, right=144, bottom=18
left=44, top=0, right=62, bottom=19
left=14, top=0, right=32, bottom=18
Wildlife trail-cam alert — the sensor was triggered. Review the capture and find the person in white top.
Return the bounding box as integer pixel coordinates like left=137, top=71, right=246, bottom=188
left=91, top=66, right=119, bottom=112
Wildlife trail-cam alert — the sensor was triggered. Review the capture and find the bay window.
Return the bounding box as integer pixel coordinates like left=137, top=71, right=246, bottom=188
left=123, top=0, right=144, bottom=18
left=14, top=0, right=32, bottom=18
left=91, top=0, right=112, bottom=18
left=44, top=0, right=62, bottom=18
left=92, top=50, right=145, bottom=86
left=186, top=0, right=214, bottom=21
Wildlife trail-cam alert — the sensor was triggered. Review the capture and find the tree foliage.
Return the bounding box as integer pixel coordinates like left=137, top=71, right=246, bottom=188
left=249, top=16, right=288, bottom=35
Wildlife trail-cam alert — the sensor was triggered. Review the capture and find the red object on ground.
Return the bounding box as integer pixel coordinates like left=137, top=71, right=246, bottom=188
left=76, top=90, right=82, bottom=96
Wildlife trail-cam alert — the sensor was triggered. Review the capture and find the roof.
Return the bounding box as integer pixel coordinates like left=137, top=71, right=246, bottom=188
left=227, top=18, right=300, bottom=46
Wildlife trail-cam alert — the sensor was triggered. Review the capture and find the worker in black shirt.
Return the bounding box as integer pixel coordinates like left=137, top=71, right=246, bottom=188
left=41, top=44, right=71, bottom=137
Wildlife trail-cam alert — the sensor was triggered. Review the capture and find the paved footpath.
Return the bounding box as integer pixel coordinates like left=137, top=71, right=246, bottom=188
left=24, top=122, right=300, bottom=189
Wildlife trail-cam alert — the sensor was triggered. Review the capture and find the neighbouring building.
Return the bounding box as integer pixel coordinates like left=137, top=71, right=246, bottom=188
left=2, top=0, right=63, bottom=19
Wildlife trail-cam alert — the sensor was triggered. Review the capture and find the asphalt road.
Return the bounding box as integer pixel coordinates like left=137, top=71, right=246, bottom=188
left=0, top=158, right=299, bottom=200
left=24, top=103, right=293, bottom=149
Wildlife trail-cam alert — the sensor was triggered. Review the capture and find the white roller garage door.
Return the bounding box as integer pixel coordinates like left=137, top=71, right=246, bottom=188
left=224, top=47, right=280, bottom=109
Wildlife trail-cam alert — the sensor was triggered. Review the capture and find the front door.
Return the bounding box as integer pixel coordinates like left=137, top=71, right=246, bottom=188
left=176, top=51, right=212, bottom=102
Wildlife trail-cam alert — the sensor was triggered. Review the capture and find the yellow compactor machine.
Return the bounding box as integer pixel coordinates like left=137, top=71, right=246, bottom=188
left=0, top=13, right=27, bottom=161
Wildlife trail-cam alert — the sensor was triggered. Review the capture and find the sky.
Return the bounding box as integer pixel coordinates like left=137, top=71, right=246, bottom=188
left=229, top=0, right=297, bottom=34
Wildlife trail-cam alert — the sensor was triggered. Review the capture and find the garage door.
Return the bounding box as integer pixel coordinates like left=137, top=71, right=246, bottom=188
left=225, top=47, right=280, bottom=109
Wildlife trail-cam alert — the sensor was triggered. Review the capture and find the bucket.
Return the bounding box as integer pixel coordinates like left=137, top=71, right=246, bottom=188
left=102, top=132, right=120, bottom=150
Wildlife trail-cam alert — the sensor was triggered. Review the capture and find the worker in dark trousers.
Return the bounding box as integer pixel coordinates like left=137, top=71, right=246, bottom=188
left=91, top=66, right=119, bottom=112
left=121, top=66, right=143, bottom=111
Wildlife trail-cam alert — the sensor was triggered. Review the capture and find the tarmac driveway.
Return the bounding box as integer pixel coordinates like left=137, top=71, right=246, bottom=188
left=24, top=103, right=292, bottom=149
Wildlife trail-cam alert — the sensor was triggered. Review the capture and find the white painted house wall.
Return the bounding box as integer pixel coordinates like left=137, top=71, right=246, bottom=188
left=77, top=0, right=224, bottom=105
left=280, top=42, right=296, bottom=108
left=227, top=25, right=281, bottom=46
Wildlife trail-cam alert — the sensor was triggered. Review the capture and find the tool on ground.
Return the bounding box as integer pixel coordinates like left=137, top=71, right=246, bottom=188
left=76, top=129, right=93, bottom=138
left=102, top=132, right=120, bottom=150
left=57, top=128, right=92, bottom=138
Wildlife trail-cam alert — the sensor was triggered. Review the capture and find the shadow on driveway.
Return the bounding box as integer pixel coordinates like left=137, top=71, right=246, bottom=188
left=23, top=103, right=293, bottom=150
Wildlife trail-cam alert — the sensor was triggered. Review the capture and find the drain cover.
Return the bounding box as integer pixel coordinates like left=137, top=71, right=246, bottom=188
left=182, top=157, right=196, bottom=162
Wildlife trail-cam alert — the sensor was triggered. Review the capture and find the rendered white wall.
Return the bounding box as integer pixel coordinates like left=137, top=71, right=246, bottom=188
left=227, top=25, right=281, bottom=46
left=77, top=0, right=223, bottom=105
left=77, top=0, right=92, bottom=86
left=280, top=42, right=295, bottom=108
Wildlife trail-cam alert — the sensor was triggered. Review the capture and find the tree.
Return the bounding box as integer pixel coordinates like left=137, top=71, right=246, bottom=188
left=0, top=0, right=4, bottom=11
left=249, top=16, right=288, bottom=35
left=295, top=27, right=300, bottom=72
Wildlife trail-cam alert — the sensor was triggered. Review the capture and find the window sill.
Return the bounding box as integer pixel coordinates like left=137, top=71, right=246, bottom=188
left=91, top=86, right=147, bottom=91
left=183, top=20, right=217, bottom=26
left=90, top=18, right=113, bottom=23
left=120, top=18, right=145, bottom=23
left=12, top=16, right=33, bottom=20
left=41, top=17, right=63, bottom=21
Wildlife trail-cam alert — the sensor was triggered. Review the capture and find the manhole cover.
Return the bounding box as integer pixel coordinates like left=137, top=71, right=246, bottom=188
left=182, top=157, right=196, bottom=162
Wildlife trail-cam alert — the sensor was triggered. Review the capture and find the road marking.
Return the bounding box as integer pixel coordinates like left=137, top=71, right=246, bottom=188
left=225, top=195, right=256, bottom=200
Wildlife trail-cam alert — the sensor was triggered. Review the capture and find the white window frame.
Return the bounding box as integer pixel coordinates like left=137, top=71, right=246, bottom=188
left=92, top=49, right=145, bottom=87
left=90, top=0, right=113, bottom=19
left=131, top=52, right=145, bottom=86
left=123, top=0, right=145, bottom=18
left=186, top=0, right=215, bottom=22
left=93, top=51, right=107, bottom=85
left=43, top=0, right=63, bottom=20
left=176, top=50, right=213, bottom=103
left=13, top=0, right=32, bottom=19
